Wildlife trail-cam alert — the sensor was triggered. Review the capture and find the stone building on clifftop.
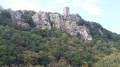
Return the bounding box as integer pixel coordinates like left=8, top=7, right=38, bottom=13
left=63, top=7, right=69, bottom=16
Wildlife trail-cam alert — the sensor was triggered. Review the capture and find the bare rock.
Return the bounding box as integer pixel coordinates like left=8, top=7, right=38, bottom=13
left=11, top=11, right=22, bottom=21
left=32, top=11, right=92, bottom=40
left=32, top=12, right=51, bottom=29
left=17, top=21, right=29, bottom=27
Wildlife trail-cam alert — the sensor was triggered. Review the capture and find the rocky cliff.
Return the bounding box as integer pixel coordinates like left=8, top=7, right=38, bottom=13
left=32, top=11, right=92, bottom=40
left=0, top=6, right=92, bottom=40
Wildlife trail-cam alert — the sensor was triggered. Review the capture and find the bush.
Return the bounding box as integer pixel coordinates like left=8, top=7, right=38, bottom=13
left=22, top=14, right=35, bottom=27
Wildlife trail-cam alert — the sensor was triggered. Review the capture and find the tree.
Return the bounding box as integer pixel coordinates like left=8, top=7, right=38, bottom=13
left=77, top=19, right=85, bottom=26
left=0, top=11, right=11, bottom=25
left=94, top=53, right=120, bottom=67
left=22, top=14, right=35, bottom=27
left=0, top=45, right=15, bottom=66
left=1, top=11, right=11, bottom=19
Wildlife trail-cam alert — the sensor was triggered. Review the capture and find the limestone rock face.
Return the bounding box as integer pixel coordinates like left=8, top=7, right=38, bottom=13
left=32, top=12, right=92, bottom=40
left=77, top=26, right=92, bottom=40
left=32, top=12, right=51, bottom=29
left=49, top=13, right=64, bottom=29
left=10, top=11, right=29, bottom=27
left=17, top=21, right=29, bottom=27
left=0, top=6, right=93, bottom=40
left=11, top=11, right=22, bottom=21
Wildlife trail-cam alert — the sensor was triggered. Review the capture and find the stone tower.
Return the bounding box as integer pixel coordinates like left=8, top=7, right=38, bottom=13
left=63, top=7, right=69, bottom=16
left=0, top=5, right=2, bottom=10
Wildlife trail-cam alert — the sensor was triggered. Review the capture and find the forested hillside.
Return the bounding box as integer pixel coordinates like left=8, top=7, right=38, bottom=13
left=0, top=10, right=120, bottom=67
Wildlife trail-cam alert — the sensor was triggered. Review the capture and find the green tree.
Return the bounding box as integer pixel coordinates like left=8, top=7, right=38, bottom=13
left=0, top=11, right=11, bottom=25
left=22, top=14, right=35, bottom=27
left=94, top=53, right=120, bottom=67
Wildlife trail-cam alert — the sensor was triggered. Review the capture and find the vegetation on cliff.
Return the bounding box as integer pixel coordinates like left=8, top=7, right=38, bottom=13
left=0, top=10, right=120, bottom=67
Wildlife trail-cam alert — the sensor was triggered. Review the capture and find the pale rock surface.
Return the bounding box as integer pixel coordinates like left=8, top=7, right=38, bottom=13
left=32, top=11, right=92, bottom=40
left=1, top=7, right=92, bottom=40
left=32, top=12, right=51, bottom=29
left=17, top=21, right=29, bottom=27
left=10, top=11, right=29, bottom=27
left=11, top=11, right=22, bottom=21
left=99, top=28, right=104, bottom=35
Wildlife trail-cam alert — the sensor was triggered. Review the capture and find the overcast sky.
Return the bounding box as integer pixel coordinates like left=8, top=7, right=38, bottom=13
left=0, top=0, right=120, bottom=34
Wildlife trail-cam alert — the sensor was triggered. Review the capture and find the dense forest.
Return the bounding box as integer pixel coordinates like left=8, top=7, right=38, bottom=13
left=0, top=10, right=120, bottom=67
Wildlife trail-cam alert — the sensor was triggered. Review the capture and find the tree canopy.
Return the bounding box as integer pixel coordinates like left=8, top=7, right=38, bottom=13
left=0, top=10, right=120, bottom=67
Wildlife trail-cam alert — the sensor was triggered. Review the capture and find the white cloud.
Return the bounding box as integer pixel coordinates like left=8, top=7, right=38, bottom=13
left=80, top=2, right=103, bottom=15
left=6, top=0, right=57, bottom=12
left=55, top=0, right=103, bottom=15
left=40, top=8, right=57, bottom=12
left=55, top=0, right=71, bottom=6
left=87, top=0, right=99, bottom=3
left=7, top=0, right=40, bottom=11
left=72, top=0, right=103, bottom=15
left=55, top=0, right=70, bottom=3
left=2, top=0, right=103, bottom=15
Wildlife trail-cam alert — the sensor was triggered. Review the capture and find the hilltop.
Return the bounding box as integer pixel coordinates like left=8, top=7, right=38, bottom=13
left=0, top=6, right=120, bottom=67
left=0, top=6, right=118, bottom=41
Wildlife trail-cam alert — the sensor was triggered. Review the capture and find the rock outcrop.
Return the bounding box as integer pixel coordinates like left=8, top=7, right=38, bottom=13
left=32, top=11, right=92, bottom=40
left=32, top=12, right=51, bottom=29
left=0, top=6, right=92, bottom=40
left=11, top=11, right=22, bottom=21
left=10, top=11, right=29, bottom=27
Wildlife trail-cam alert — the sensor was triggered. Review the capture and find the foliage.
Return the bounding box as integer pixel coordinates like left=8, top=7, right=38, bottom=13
left=50, top=21, right=54, bottom=26
left=21, top=14, right=35, bottom=27
left=0, top=10, right=11, bottom=19
left=77, top=19, right=90, bottom=27
left=0, top=24, right=120, bottom=67
left=94, top=52, right=120, bottom=67
left=0, top=10, right=11, bottom=25
left=0, top=10, right=120, bottom=67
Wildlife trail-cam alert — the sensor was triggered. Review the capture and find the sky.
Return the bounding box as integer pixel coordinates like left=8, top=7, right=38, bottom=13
left=0, top=0, right=120, bottom=34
